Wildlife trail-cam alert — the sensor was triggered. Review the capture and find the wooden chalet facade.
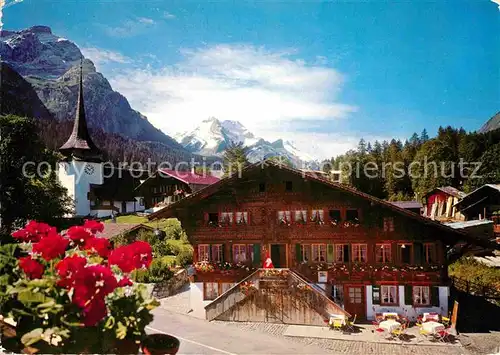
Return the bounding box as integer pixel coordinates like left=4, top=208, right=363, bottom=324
left=149, top=162, right=486, bottom=323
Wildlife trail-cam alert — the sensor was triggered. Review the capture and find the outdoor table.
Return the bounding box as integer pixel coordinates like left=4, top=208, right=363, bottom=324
left=422, top=321, right=445, bottom=334
left=379, top=319, right=401, bottom=332
left=423, top=313, right=439, bottom=322
left=382, top=312, right=399, bottom=319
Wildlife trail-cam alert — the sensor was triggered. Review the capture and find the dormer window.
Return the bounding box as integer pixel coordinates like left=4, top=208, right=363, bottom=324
left=329, top=209, right=341, bottom=226
left=259, top=182, right=266, bottom=192
left=285, top=181, right=293, bottom=192
left=208, top=213, right=219, bottom=226
left=219, top=212, right=233, bottom=225
left=346, top=209, right=359, bottom=222
left=235, top=212, right=248, bottom=225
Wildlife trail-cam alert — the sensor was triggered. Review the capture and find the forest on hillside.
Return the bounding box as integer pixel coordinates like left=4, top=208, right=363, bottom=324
left=325, top=126, right=500, bottom=200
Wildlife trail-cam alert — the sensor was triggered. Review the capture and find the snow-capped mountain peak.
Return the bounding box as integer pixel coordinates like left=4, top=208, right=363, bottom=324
left=176, top=118, right=318, bottom=167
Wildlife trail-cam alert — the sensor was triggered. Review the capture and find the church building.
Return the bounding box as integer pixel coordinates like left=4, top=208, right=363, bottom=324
left=57, top=65, right=146, bottom=218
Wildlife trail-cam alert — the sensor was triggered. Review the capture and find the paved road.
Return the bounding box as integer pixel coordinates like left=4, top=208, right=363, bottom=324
left=148, top=308, right=330, bottom=354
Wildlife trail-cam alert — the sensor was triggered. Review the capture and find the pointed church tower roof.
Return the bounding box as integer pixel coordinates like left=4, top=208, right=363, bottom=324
left=59, top=60, right=103, bottom=162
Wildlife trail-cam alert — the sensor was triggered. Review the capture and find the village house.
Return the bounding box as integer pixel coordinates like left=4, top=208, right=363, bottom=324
left=148, top=162, right=490, bottom=324
left=422, top=186, right=466, bottom=222
left=454, top=184, right=500, bottom=237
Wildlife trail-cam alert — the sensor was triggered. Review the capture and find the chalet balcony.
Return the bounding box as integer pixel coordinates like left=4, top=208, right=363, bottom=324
left=294, top=263, right=443, bottom=284
left=193, top=261, right=256, bottom=282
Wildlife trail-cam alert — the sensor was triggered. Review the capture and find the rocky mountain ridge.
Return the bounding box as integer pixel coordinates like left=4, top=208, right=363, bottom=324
left=0, top=25, right=187, bottom=156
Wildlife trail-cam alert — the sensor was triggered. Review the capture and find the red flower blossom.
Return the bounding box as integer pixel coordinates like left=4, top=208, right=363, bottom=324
left=84, top=237, right=111, bottom=258
left=19, top=256, right=44, bottom=279
left=12, top=221, right=57, bottom=243
left=117, top=276, right=133, bottom=287
left=108, top=246, right=134, bottom=273
left=82, top=297, right=107, bottom=326
left=83, top=220, right=104, bottom=234
left=72, top=265, right=118, bottom=309
left=109, top=241, right=153, bottom=273
left=56, top=255, right=87, bottom=288
left=130, top=241, right=153, bottom=269
left=66, top=226, right=94, bottom=245
left=32, top=233, right=69, bottom=261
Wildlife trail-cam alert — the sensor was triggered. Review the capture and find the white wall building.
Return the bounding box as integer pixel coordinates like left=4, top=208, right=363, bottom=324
left=57, top=64, right=145, bottom=218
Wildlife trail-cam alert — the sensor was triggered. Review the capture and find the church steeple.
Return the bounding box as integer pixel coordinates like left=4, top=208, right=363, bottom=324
left=59, top=59, right=102, bottom=162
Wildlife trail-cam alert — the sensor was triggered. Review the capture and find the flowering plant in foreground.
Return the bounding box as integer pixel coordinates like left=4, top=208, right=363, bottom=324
left=3, top=220, right=159, bottom=353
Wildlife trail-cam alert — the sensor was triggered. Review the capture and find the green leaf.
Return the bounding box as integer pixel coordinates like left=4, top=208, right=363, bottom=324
left=18, top=290, right=47, bottom=304
left=104, top=316, right=115, bottom=329
left=20, top=328, right=44, bottom=346
left=116, top=321, right=127, bottom=340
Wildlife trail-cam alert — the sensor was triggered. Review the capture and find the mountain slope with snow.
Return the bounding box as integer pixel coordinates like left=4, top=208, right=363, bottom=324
left=177, top=118, right=318, bottom=168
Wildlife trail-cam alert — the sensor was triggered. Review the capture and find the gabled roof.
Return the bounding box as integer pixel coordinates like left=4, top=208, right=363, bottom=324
left=147, top=161, right=498, bottom=250
left=96, top=223, right=153, bottom=239
left=59, top=61, right=102, bottom=162
left=388, top=201, right=423, bottom=210
left=454, top=184, right=500, bottom=208
left=158, top=169, right=220, bottom=185
left=424, top=186, right=465, bottom=199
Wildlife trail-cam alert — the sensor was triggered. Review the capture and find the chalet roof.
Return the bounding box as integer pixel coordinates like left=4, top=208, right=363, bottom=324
left=424, top=186, right=465, bottom=199
left=147, top=161, right=499, bottom=250
left=454, top=184, right=500, bottom=208
left=96, top=223, right=153, bottom=239
left=158, top=169, right=220, bottom=185
left=388, top=201, right=423, bottom=210
left=59, top=62, right=103, bottom=162
left=444, top=220, right=493, bottom=229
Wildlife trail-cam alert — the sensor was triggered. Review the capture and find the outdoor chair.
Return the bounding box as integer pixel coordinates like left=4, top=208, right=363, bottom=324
left=345, top=314, right=357, bottom=332
left=330, top=318, right=344, bottom=331
left=435, top=328, right=451, bottom=343
left=419, top=327, right=433, bottom=339
left=391, top=325, right=407, bottom=340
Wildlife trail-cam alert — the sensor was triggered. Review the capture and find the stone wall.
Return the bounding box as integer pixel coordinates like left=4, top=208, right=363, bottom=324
left=152, top=269, right=188, bottom=298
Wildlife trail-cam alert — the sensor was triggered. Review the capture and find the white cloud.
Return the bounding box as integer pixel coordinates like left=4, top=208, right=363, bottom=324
left=163, top=11, right=176, bottom=19
left=138, top=17, right=156, bottom=25
left=81, top=47, right=130, bottom=67
left=1, top=0, right=24, bottom=29
left=108, top=44, right=358, bottom=158
left=103, top=17, right=156, bottom=37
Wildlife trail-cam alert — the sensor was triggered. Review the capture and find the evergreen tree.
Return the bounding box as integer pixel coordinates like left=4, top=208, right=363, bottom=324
left=222, top=141, right=250, bottom=176
left=420, top=129, right=429, bottom=142
left=0, top=115, right=72, bottom=240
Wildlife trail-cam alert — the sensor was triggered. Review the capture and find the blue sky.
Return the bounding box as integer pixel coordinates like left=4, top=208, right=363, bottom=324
left=5, top=0, right=500, bottom=158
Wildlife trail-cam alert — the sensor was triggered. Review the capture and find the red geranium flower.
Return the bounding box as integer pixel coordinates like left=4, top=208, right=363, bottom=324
left=66, top=226, right=94, bottom=245
left=12, top=221, right=57, bottom=243
left=72, top=265, right=118, bottom=309
left=56, top=255, right=87, bottom=288
left=82, top=297, right=107, bottom=326
left=109, top=241, right=153, bottom=273
left=32, top=233, right=69, bottom=261
left=19, top=256, right=44, bottom=279
left=117, top=276, right=133, bottom=287
left=130, top=241, right=153, bottom=269
left=109, top=246, right=134, bottom=273
left=83, top=220, right=104, bottom=234
left=84, top=237, right=111, bottom=258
